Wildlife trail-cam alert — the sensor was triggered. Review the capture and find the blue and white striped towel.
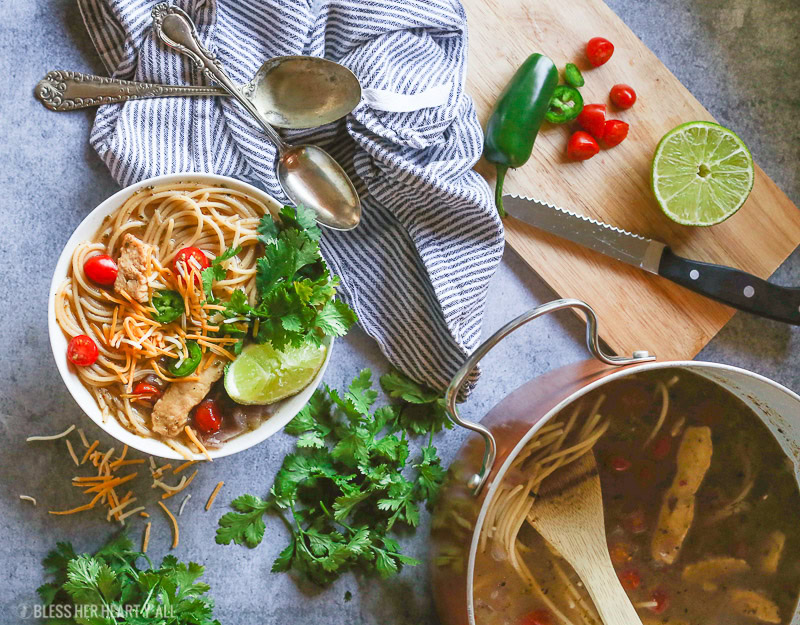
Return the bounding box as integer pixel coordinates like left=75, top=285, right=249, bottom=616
left=77, top=0, right=505, bottom=391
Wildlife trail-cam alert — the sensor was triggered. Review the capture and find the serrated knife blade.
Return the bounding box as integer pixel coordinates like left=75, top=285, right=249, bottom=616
left=503, top=194, right=800, bottom=325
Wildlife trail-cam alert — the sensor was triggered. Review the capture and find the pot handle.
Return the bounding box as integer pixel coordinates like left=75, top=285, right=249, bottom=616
left=444, top=299, right=655, bottom=494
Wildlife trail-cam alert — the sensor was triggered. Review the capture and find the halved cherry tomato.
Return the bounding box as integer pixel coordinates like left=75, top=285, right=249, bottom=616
left=520, top=609, right=553, bottom=625
left=173, top=247, right=210, bottom=283
left=649, top=588, right=670, bottom=614
left=84, top=254, right=118, bottom=286
left=602, top=119, right=629, bottom=147
left=610, top=84, right=637, bottom=109
left=67, top=335, right=99, bottom=367
left=586, top=37, right=614, bottom=67
left=132, top=382, right=162, bottom=404
left=194, top=398, right=222, bottom=435
left=618, top=568, right=641, bottom=590
left=577, top=103, right=606, bottom=139
left=567, top=131, right=600, bottom=161
left=651, top=434, right=672, bottom=460
left=610, top=455, right=632, bottom=472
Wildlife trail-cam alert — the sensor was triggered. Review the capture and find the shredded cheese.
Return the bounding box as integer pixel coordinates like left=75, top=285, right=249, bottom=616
left=205, top=481, right=224, bottom=511
left=81, top=440, right=99, bottom=464
left=19, top=495, right=37, bottom=506
left=173, top=460, right=198, bottom=475
left=178, top=494, right=191, bottom=516
left=158, top=501, right=180, bottom=549
left=162, top=470, right=198, bottom=500
left=65, top=439, right=80, bottom=467
left=184, top=426, right=212, bottom=461
left=77, top=428, right=89, bottom=448
left=26, top=425, right=75, bottom=442
left=142, top=522, right=152, bottom=553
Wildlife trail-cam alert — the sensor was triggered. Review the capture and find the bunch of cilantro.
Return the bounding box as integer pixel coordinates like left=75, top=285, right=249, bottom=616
left=37, top=533, right=220, bottom=625
left=201, top=205, right=356, bottom=355
left=216, top=369, right=451, bottom=585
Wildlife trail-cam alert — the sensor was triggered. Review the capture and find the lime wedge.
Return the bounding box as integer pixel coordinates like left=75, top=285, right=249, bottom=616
left=224, top=340, right=327, bottom=405
left=651, top=121, right=754, bottom=226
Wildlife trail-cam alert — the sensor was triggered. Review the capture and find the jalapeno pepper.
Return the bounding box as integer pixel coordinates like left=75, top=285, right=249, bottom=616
left=564, top=63, right=584, bottom=88
left=545, top=85, right=584, bottom=124
left=484, top=53, right=558, bottom=217
left=168, top=340, right=203, bottom=377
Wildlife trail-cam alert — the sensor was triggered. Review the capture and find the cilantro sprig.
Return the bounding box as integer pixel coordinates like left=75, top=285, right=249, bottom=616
left=37, top=533, right=220, bottom=624
left=216, top=369, right=450, bottom=585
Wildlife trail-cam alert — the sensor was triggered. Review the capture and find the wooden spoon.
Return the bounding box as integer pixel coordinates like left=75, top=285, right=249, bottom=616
left=528, top=451, right=643, bottom=625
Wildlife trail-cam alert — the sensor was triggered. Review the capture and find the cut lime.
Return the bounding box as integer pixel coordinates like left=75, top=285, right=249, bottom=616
left=224, top=340, right=327, bottom=405
left=651, top=121, right=754, bottom=226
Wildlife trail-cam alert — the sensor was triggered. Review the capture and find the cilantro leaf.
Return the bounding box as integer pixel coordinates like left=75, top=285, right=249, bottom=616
left=215, top=494, right=271, bottom=548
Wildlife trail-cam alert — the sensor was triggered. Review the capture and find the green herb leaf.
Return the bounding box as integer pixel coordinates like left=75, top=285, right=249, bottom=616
left=215, top=494, right=271, bottom=548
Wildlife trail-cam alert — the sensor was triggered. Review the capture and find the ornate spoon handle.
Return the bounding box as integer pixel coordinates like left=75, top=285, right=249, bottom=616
left=34, top=70, right=228, bottom=111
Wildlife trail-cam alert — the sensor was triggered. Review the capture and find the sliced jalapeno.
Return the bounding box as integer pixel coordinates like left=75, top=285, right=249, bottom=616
left=168, top=340, right=202, bottom=377
left=564, top=63, right=585, bottom=88
left=545, top=85, right=584, bottom=124
left=151, top=289, right=184, bottom=324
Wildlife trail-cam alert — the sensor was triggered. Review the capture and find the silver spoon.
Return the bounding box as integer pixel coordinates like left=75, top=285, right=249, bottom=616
left=151, top=3, right=360, bottom=230
left=35, top=56, right=362, bottom=130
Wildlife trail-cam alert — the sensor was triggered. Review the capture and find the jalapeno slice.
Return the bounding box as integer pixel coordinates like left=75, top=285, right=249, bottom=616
left=168, top=340, right=203, bottom=377
left=545, top=85, right=584, bottom=124
left=151, top=289, right=184, bottom=324
left=564, top=63, right=585, bottom=88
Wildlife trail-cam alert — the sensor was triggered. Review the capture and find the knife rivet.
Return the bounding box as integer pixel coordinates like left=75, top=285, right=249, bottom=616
left=689, top=269, right=700, bottom=280
left=743, top=285, right=755, bottom=298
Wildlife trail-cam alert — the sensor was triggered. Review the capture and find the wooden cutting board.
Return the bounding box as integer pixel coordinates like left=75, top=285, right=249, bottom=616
left=462, top=0, right=800, bottom=360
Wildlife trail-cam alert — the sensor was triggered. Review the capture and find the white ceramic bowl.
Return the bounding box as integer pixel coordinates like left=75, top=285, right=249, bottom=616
left=48, top=172, right=333, bottom=460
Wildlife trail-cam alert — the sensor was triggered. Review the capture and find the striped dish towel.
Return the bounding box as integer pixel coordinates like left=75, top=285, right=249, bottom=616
left=77, top=0, right=504, bottom=392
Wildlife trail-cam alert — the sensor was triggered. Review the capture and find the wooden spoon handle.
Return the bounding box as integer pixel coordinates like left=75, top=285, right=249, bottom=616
left=571, top=548, right=643, bottom=625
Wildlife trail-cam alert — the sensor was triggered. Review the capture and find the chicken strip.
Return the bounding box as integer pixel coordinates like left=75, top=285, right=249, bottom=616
left=729, top=589, right=781, bottom=623
left=682, top=556, right=749, bottom=591
left=651, top=426, right=712, bottom=564
left=757, top=530, right=786, bottom=575
left=113, top=233, right=154, bottom=303
left=151, top=359, right=224, bottom=437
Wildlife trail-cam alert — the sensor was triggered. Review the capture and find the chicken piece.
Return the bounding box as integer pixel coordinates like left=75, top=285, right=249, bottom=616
left=682, top=556, right=749, bottom=591
left=729, top=589, right=781, bottom=623
left=151, top=359, right=224, bottom=437
left=652, top=426, right=712, bottom=564
left=113, top=233, right=154, bottom=303
left=757, top=530, right=786, bottom=575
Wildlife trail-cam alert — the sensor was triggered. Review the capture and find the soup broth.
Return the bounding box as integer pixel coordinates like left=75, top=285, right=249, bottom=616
left=473, top=369, right=800, bottom=625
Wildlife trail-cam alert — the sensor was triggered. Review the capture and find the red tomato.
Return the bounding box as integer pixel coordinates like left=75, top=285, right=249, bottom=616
left=567, top=131, right=600, bottom=161
left=173, top=247, right=210, bottom=282
left=586, top=37, right=614, bottom=67
left=651, top=435, right=672, bottom=460
left=610, top=84, right=637, bottom=109
left=67, top=335, right=99, bottom=367
left=84, top=254, right=118, bottom=286
left=649, top=588, right=670, bottom=614
left=577, top=104, right=606, bottom=139
left=609, top=455, right=632, bottom=472
left=618, top=568, right=641, bottom=590
left=623, top=508, right=647, bottom=534
left=193, top=399, right=222, bottom=435
left=520, top=610, right=553, bottom=625
left=602, top=120, right=629, bottom=147
left=609, top=542, right=632, bottom=566
left=132, top=382, right=162, bottom=404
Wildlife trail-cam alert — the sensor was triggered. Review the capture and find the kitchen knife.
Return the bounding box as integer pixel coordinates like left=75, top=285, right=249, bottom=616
left=504, top=194, right=800, bottom=325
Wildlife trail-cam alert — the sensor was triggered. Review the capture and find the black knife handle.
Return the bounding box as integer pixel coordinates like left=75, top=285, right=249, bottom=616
left=658, top=248, right=800, bottom=325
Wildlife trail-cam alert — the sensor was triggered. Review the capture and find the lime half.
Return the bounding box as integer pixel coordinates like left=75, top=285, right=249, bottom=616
left=651, top=121, right=754, bottom=226
left=224, top=340, right=327, bottom=405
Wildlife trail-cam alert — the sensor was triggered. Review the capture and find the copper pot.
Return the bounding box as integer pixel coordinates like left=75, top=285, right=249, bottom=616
left=430, top=299, right=800, bottom=625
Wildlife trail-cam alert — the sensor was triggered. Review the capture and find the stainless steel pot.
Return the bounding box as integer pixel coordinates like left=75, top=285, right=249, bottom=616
left=430, top=299, right=800, bottom=625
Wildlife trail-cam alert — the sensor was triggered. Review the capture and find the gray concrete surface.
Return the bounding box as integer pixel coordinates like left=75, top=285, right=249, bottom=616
left=1, top=0, right=798, bottom=623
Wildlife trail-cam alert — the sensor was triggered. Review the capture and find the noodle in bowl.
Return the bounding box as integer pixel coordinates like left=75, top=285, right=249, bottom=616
left=49, top=173, right=333, bottom=460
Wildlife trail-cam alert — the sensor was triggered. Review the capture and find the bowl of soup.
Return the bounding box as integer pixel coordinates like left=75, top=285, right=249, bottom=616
left=431, top=302, right=800, bottom=625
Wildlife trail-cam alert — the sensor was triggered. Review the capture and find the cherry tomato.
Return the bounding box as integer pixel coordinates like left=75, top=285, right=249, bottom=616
left=651, top=434, right=672, bottom=460
left=623, top=508, right=647, bottom=534
left=609, top=455, right=632, bottom=472
left=577, top=104, right=606, bottom=139
left=602, top=120, right=629, bottom=147
left=610, top=84, right=637, bottom=109
left=132, top=382, right=162, bottom=404
left=567, top=131, right=600, bottom=161
left=193, top=398, right=222, bottom=435
left=618, top=568, right=641, bottom=590
left=520, top=609, right=553, bottom=625
left=67, top=335, right=99, bottom=367
left=609, top=542, right=632, bottom=566
left=649, top=588, right=670, bottom=614
left=84, top=254, right=118, bottom=286
left=173, top=247, right=210, bottom=283
left=586, top=36, right=614, bottom=67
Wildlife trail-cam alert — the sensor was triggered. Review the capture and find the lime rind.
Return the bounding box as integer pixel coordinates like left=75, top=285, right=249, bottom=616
left=651, top=121, right=754, bottom=226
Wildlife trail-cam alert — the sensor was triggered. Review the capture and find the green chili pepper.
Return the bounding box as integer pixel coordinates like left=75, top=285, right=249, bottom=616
left=484, top=53, right=558, bottom=217
left=564, top=63, right=584, bottom=88
left=151, top=289, right=184, bottom=324
left=545, top=85, right=584, bottom=124
left=168, top=340, right=202, bottom=377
